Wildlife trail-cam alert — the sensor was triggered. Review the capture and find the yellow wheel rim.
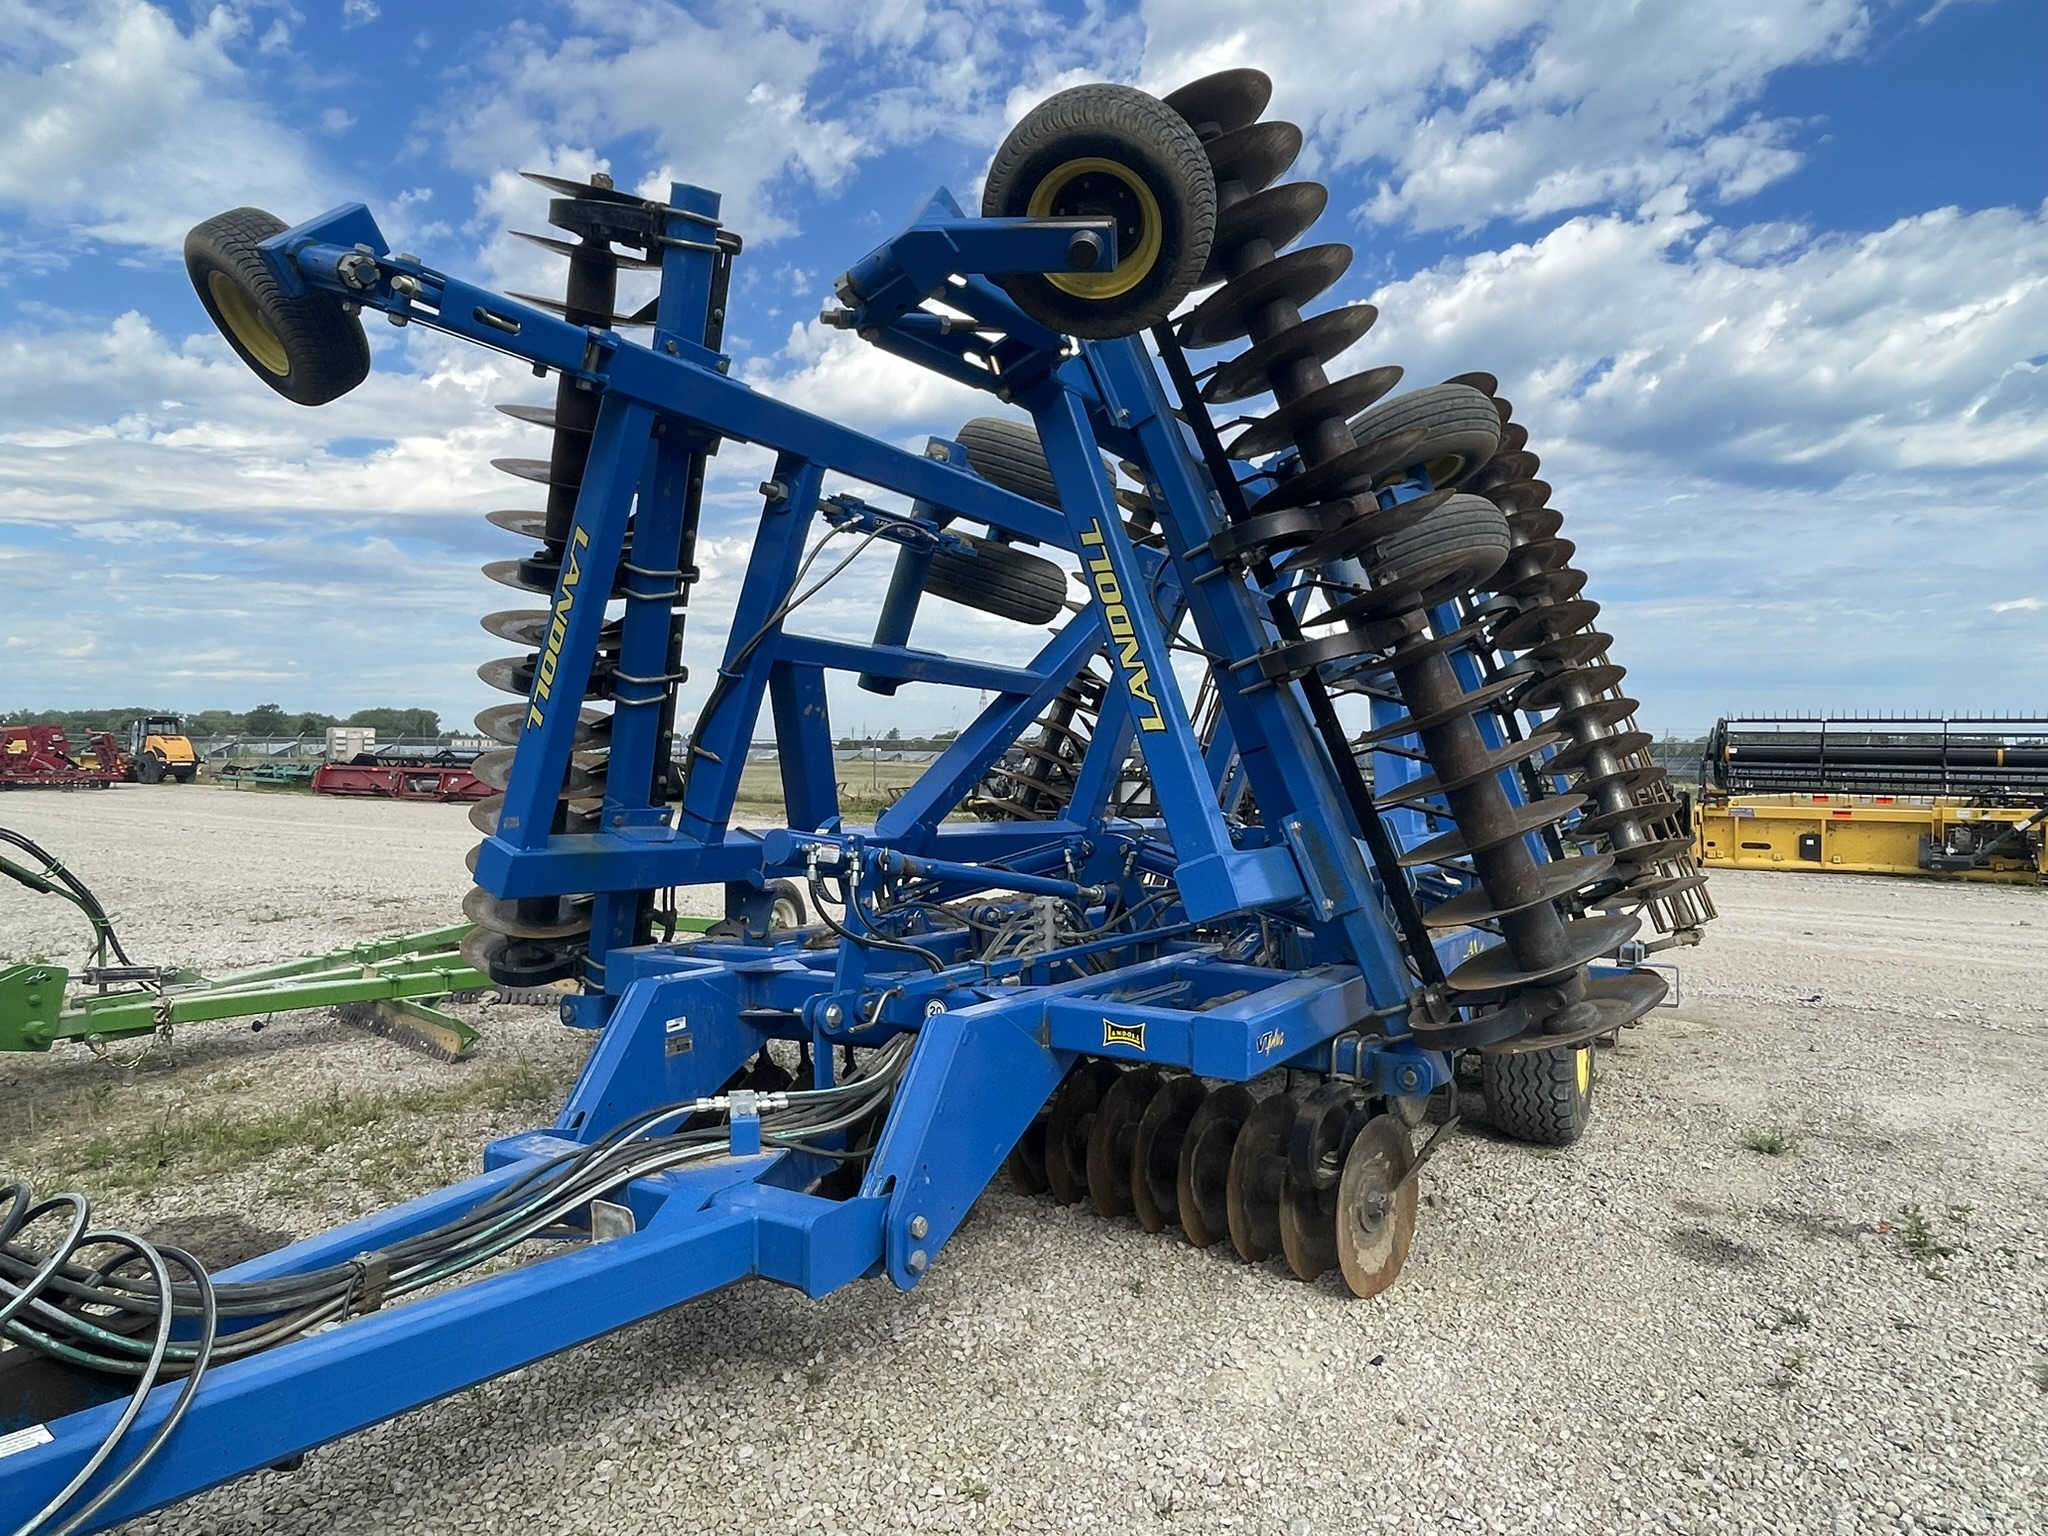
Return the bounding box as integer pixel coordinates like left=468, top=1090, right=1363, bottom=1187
left=208, top=269, right=289, bottom=377
left=1027, top=157, right=1162, bottom=301
left=1575, top=1046, right=1592, bottom=1096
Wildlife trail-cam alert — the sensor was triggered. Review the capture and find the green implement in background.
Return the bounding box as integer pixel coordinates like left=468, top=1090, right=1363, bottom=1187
left=0, top=924, right=493, bottom=1060
left=0, top=918, right=723, bottom=1060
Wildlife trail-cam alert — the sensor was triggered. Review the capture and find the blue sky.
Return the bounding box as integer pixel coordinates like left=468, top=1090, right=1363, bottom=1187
left=2, top=0, right=2043, bottom=740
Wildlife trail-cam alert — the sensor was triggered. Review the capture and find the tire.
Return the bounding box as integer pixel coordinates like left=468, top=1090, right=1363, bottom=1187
left=767, top=880, right=807, bottom=931
left=983, top=83, right=1216, bottom=339
left=1481, top=1044, right=1595, bottom=1146
left=1349, top=383, right=1503, bottom=489
left=956, top=418, right=1061, bottom=508
left=137, top=754, right=164, bottom=785
left=1364, top=492, right=1511, bottom=606
left=925, top=534, right=1070, bottom=625
left=172, top=765, right=196, bottom=784
left=185, top=207, right=371, bottom=407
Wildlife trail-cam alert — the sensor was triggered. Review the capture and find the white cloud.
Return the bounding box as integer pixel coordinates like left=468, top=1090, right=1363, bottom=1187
left=1140, top=0, right=1868, bottom=231
left=0, top=0, right=328, bottom=250
left=1350, top=196, right=2048, bottom=481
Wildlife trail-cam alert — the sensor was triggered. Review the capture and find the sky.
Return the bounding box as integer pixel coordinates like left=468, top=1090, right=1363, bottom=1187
left=1, top=0, right=2043, bottom=741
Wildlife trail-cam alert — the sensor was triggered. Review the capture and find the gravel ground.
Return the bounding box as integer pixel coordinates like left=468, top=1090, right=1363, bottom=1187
left=1, top=787, right=2043, bottom=1536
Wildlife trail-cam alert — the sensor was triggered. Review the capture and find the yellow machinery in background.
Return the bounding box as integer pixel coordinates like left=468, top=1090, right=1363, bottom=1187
left=126, top=713, right=198, bottom=784
left=1695, top=715, right=2047, bottom=884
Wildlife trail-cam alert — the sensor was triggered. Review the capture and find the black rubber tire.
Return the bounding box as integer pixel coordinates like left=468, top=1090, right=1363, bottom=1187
left=956, top=417, right=1061, bottom=508
left=136, top=754, right=164, bottom=785
left=983, top=83, right=1216, bottom=339
left=1349, top=383, right=1503, bottom=488
left=172, top=765, right=196, bottom=784
left=1364, top=492, right=1511, bottom=605
left=925, top=534, right=1070, bottom=625
left=185, top=207, right=370, bottom=407
left=1481, top=1044, right=1595, bottom=1146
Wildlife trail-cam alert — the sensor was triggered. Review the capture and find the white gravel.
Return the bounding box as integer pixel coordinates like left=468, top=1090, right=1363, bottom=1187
left=1, top=787, right=2043, bottom=1535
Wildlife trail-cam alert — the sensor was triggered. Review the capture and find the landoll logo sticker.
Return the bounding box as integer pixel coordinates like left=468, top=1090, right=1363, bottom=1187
left=1256, top=1027, right=1286, bottom=1056
left=1102, top=1019, right=1145, bottom=1050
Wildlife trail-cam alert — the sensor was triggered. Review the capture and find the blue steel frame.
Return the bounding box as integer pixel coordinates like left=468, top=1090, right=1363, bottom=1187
left=1, top=182, right=1584, bottom=1528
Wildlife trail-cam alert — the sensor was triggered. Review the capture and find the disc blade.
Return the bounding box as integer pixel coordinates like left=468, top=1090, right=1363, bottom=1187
left=1177, top=1085, right=1254, bottom=1249
left=1228, top=365, right=1404, bottom=461
left=1204, top=305, right=1380, bottom=405
left=1335, top=1115, right=1418, bottom=1298
left=1202, top=119, right=1303, bottom=195
left=1180, top=244, right=1352, bottom=350
left=1163, top=68, right=1272, bottom=138
left=1086, top=1066, right=1163, bottom=1221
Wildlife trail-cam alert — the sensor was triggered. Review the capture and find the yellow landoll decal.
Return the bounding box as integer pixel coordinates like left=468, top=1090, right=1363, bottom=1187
left=528, top=526, right=591, bottom=729
left=1079, top=521, right=1165, bottom=733
left=1103, top=1019, right=1146, bottom=1049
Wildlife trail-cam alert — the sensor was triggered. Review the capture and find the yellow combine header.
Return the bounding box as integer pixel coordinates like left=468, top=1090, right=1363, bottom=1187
left=1693, top=715, right=2046, bottom=883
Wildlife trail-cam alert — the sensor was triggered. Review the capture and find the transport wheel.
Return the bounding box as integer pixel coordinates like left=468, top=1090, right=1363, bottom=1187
left=1086, top=1065, right=1162, bottom=1219
left=1362, top=492, right=1512, bottom=608
left=1176, top=1083, right=1252, bottom=1248
left=983, top=83, right=1216, bottom=338
left=767, top=880, right=807, bottom=931
left=185, top=207, right=371, bottom=406
left=1335, top=1114, right=1418, bottom=1298
left=924, top=533, right=1070, bottom=625
left=1042, top=1059, right=1123, bottom=1205
left=957, top=417, right=1062, bottom=508
left=1481, top=1043, right=1595, bottom=1146
left=1225, top=1092, right=1297, bottom=1263
left=1130, top=1074, right=1208, bottom=1232
left=137, top=755, right=163, bottom=784
left=1348, top=383, right=1503, bottom=489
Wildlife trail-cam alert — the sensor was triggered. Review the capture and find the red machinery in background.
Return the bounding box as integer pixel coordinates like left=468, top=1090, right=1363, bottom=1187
left=310, top=758, right=489, bottom=802
left=0, top=726, right=126, bottom=789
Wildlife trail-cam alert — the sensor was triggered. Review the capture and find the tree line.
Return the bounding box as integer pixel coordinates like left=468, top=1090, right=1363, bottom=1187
left=2, top=706, right=446, bottom=739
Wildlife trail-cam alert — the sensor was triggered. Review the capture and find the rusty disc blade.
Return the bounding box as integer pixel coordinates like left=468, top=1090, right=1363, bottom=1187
left=1422, top=853, right=1618, bottom=930
left=1335, top=1115, right=1418, bottom=1298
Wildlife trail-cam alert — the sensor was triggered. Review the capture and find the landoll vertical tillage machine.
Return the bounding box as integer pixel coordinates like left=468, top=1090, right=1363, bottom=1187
left=0, top=72, right=1711, bottom=1532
